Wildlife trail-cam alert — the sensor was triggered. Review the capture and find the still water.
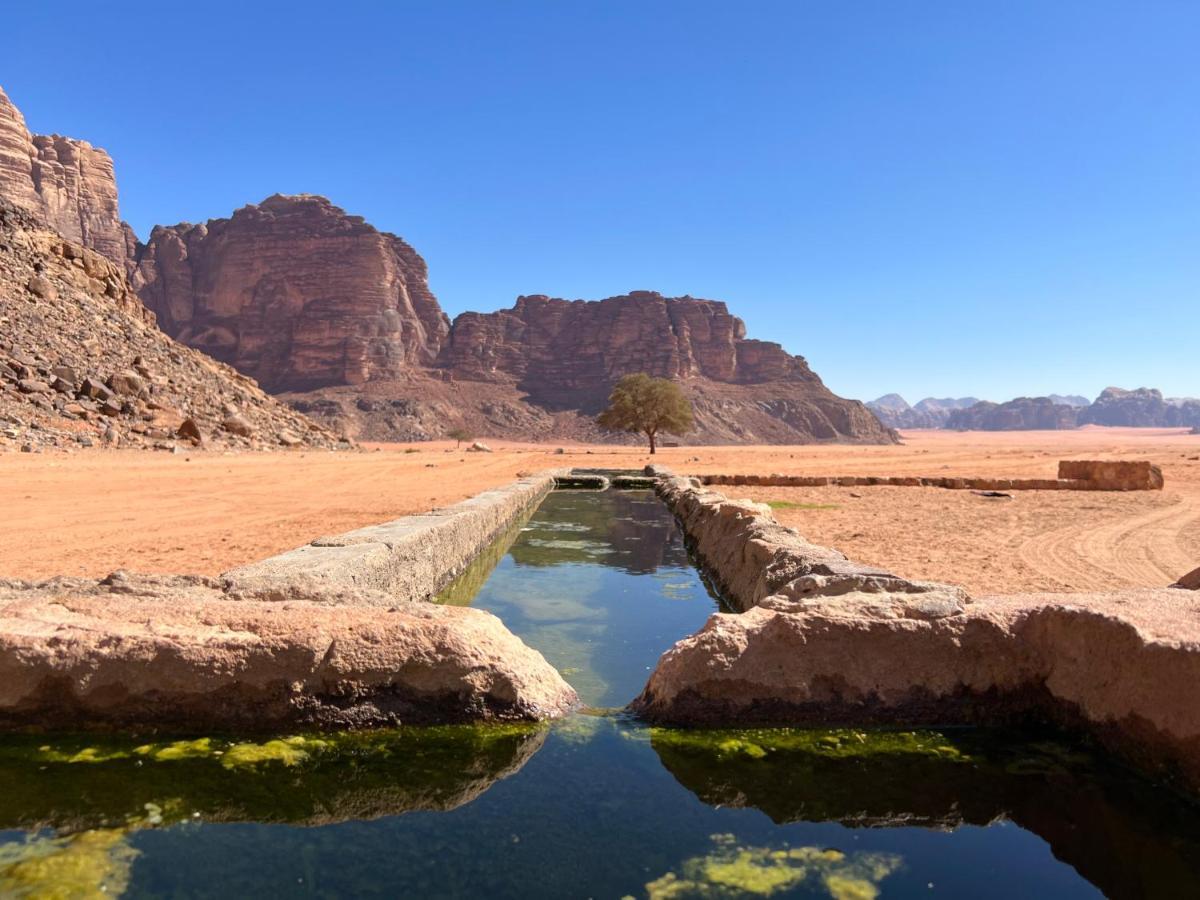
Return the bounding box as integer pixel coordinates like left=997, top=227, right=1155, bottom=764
left=1, top=489, right=1198, bottom=897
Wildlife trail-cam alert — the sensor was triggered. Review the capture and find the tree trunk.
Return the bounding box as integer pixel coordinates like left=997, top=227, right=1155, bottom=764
left=648, top=430, right=657, bottom=454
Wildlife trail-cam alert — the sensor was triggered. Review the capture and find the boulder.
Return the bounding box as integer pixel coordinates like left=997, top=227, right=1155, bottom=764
left=107, top=370, right=147, bottom=398
left=176, top=418, right=203, bottom=443
left=0, top=574, right=578, bottom=731
left=467, top=440, right=493, bottom=452
left=25, top=275, right=56, bottom=301
left=222, top=414, right=253, bottom=437
left=1175, top=567, right=1200, bottom=591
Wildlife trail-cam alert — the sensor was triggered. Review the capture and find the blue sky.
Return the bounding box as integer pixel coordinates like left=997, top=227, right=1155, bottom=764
left=7, top=1, right=1198, bottom=403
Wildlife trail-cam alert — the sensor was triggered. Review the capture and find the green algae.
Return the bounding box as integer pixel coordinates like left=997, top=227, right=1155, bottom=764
left=644, top=833, right=901, bottom=899
left=0, top=828, right=140, bottom=900
left=0, top=724, right=546, bottom=833
left=651, top=727, right=976, bottom=763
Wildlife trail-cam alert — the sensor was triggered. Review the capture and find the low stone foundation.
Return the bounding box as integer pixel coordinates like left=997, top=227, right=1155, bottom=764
left=697, top=458, right=1164, bottom=492
left=636, top=473, right=1200, bottom=794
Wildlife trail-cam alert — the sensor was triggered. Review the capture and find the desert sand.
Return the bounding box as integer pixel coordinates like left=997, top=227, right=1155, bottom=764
left=1, top=427, right=1197, bottom=593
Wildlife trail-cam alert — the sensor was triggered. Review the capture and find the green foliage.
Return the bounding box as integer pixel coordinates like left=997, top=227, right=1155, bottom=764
left=596, top=373, right=694, bottom=453
left=446, top=427, right=474, bottom=447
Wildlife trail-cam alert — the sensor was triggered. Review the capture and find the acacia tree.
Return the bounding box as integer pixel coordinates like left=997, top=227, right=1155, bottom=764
left=596, top=373, right=694, bottom=454
left=446, top=427, right=474, bottom=448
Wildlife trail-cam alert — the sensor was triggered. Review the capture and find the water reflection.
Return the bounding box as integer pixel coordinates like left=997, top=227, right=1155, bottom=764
left=0, top=726, right=547, bottom=832
left=443, top=489, right=721, bottom=707
left=651, top=727, right=1200, bottom=898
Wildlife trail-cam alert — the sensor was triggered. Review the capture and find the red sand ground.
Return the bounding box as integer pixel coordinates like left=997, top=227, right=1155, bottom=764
left=1, top=427, right=1197, bottom=593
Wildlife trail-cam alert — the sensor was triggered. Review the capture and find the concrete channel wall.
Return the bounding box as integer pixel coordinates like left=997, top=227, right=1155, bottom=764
left=226, top=471, right=563, bottom=602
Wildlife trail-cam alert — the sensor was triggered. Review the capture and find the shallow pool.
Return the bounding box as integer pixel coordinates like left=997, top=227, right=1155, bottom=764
left=1, top=489, right=1198, bottom=897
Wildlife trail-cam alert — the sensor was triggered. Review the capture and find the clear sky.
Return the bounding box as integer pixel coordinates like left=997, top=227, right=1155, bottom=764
left=7, top=1, right=1198, bottom=403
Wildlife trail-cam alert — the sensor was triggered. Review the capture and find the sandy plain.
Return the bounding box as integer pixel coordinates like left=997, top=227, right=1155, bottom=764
left=1, top=427, right=1197, bottom=594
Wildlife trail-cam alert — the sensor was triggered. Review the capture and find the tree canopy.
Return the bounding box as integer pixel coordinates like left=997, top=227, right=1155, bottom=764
left=596, top=373, right=694, bottom=454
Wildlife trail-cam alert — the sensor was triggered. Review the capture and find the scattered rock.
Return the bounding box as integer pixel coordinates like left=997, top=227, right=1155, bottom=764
left=176, top=418, right=202, bottom=443
left=1174, top=567, right=1200, bottom=591
left=25, top=275, right=55, bottom=301
left=222, top=414, right=253, bottom=436
left=468, top=440, right=493, bottom=453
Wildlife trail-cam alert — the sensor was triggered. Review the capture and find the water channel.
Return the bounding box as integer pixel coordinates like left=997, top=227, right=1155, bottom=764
left=1, top=488, right=1198, bottom=897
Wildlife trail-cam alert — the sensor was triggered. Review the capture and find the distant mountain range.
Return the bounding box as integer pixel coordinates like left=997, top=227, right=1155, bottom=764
left=868, top=388, right=1200, bottom=431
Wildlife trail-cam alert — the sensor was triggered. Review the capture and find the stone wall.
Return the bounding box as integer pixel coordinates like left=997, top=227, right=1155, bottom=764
left=1057, top=460, right=1165, bottom=491
left=698, top=459, right=1165, bottom=492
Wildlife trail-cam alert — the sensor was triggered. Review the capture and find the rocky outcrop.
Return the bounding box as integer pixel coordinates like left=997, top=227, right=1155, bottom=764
left=634, top=477, right=1200, bottom=793
left=0, top=572, right=577, bottom=731
left=130, top=194, right=450, bottom=391
left=1080, top=387, right=1200, bottom=429
left=0, top=86, right=129, bottom=268
left=1175, top=567, right=1200, bottom=590
left=0, top=199, right=341, bottom=452
left=866, top=395, right=979, bottom=429
left=946, top=397, right=1080, bottom=431
left=434, top=291, right=894, bottom=444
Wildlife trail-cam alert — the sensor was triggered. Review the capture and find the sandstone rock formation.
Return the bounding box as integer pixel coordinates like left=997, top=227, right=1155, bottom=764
left=0, top=86, right=130, bottom=268
left=130, top=194, right=450, bottom=391
left=428, top=291, right=894, bottom=444
left=946, top=397, right=1081, bottom=431
left=1175, top=567, right=1200, bottom=590
left=0, top=199, right=341, bottom=452
left=1080, top=387, right=1200, bottom=429
left=866, top=395, right=979, bottom=429
left=0, top=572, right=578, bottom=731
left=634, top=475, right=1200, bottom=793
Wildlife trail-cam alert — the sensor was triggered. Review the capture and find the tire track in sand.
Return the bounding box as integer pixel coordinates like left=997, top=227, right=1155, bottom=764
left=1017, top=489, right=1200, bottom=591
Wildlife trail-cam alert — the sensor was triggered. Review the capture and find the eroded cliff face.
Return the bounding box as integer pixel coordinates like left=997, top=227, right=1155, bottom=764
left=0, top=86, right=129, bottom=268
left=130, top=195, right=450, bottom=392
left=441, top=292, right=811, bottom=395
left=433, top=291, right=892, bottom=443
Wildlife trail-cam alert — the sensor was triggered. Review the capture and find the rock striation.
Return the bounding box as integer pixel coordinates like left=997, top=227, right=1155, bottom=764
left=130, top=194, right=450, bottom=392
left=0, top=86, right=130, bottom=268
left=0, top=572, right=577, bottom=731
left=0, top=199, right=341, bottom=452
